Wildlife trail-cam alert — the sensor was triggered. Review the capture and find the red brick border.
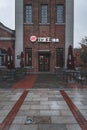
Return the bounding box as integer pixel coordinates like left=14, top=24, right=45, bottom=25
left=60, top=90, right=87, bottom=130
left=13, top=75, right=37, bottom=89
left=0, top=90, right=29, bottom=130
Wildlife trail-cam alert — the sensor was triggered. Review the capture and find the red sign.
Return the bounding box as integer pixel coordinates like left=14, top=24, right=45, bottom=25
left=30, top=36, right=37, bottom=42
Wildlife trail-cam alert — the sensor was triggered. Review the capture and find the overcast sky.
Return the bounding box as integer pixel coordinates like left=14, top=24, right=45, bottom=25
left=0, top=0, right=87, bottom=48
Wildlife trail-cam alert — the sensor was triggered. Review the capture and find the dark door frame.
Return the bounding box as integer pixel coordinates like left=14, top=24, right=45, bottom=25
left=38, top=53, right=50, bottom=72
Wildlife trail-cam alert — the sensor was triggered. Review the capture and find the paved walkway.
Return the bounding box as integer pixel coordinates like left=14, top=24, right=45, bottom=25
left=4, top=74, right=87, bottom=89
left=12, top=75, right=37, bottom=89
left=0, top=74, right=87, bottom=130
left=12, top=74, right=67, bottom=89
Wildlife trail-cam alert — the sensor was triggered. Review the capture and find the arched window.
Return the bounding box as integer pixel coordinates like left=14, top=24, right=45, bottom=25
left=0, top=49, right=7, bottom=66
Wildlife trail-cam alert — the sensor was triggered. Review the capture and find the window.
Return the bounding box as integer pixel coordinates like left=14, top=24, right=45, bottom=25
left=25, top=48, right=32, bottom=66
left=57, top=4, right=64, bottom=23
left=41, top=5, right=48, bottom=24
left=0, top=49, right=7, bottom=66
left=24, top=5, right=32, bottom=23
left=56, top=48, right=63, bottom=67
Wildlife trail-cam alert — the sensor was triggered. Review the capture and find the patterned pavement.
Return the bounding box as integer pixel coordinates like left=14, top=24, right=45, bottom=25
left=0, top=74, right=87, bottom=130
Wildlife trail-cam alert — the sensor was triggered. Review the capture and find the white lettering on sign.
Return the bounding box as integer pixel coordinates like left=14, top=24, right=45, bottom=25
left=51, top=38, right=59, bottom=42
left=38, top=37, right=51, bottom=42
left=30, top=36, right=59, bottom=43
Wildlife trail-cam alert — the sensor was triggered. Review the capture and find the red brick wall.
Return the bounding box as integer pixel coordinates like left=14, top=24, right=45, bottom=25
left=0, top=28, right=13, bottom=37
left=23, top=0, right=65, bottom=73
left=0, top=28, right=15, bottom=49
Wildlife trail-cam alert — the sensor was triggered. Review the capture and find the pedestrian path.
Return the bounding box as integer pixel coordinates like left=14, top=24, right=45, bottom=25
left=0, top=90, right=28, bottom=130
left=12, top=75, right=37, bottom=89
left=0, top=89, right=87, bottom=130
left=1, top=74, right=87, bottom=130
left=12, top=74, right=87, bottom=89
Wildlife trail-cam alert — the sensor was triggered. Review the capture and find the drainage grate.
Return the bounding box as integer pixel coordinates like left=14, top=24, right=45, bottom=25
left=25, top=117, right=33, bottom=124
left=25, top=116, right=51, bottom=124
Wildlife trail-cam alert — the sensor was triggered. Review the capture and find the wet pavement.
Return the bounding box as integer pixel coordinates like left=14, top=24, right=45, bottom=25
left=0, top=74, right=87, bottom=130
left=33, top=74, right=67, bottom=89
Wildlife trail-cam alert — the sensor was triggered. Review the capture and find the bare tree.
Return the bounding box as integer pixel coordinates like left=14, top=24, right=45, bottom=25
left=79, top=36, right=87, bottom=63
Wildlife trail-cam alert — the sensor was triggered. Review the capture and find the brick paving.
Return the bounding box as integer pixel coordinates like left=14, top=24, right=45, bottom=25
left=33, top=74, right=67, bottom=89
left=60, top=90, right=87, bottom=130
left=12, top=75, right=37, bottom=89
left=0, top=90, right=28, bottom=130
left=0, top=74, right=87, bottom=130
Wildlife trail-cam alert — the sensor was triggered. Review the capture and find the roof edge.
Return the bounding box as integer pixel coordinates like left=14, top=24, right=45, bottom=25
left=0, top=22, right=15, bottom=34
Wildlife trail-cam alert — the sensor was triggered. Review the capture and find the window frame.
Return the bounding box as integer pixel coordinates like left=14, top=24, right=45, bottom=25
left=0, top=48, right=7, bottom=66
left=25, top=48, right=32, bottom=66
left=24, top=4, right=33, bottom=24
left=56, top=48, right=64, bottom=67
left=56, top=4, right=64, bottom=24
left=40, top=4, right=48, bottom=24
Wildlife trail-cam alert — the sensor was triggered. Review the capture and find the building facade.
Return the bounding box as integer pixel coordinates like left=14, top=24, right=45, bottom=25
left=0, top=22, right=15, bottom=68
left=15, top=0, right=74, bottom=73
left=74, top=47, right=87, bottom=70
left=74, top=48, right=81, bottom=67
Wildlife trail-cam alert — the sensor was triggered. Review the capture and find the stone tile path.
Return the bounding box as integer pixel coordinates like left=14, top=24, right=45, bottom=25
left=0, top=74, right=87, bottom=130
left=0, top=88, right=87, bottom=130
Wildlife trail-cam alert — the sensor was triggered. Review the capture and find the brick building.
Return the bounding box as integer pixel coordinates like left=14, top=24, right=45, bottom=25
left=74, top=47, right=87, bottom=70
left=0, top=22, right=15, bottom=67
left=15, top=0, right=74, bottom=73
left=74, top=48, right=81, bottom=67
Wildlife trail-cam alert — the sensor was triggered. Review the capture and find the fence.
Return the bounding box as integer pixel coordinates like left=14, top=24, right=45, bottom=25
left=0, top=67, right=87, bottom=84
left=55, top=68, right=87, bottom=84
left=0, top=67, right=35, bottom=81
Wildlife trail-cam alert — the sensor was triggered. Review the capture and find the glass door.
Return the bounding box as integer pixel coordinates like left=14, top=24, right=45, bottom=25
left=38, top=53, right=50, bottom=72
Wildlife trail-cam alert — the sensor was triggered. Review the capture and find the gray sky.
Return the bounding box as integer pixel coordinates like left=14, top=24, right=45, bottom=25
left=0, top=0, right=87, bottom=48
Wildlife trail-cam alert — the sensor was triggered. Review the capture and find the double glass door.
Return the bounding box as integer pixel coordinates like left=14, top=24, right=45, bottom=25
left=38, top=53, right=50, bottom=72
